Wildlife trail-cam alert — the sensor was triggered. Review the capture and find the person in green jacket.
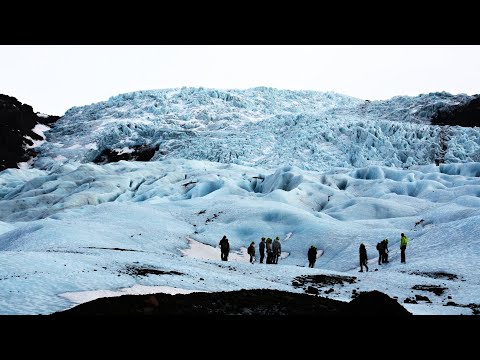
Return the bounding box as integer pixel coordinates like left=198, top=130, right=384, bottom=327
left=400, top=233, right=408, bottom=263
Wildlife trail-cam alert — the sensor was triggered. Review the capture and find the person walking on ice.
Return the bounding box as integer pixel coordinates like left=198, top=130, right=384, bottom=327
left=400, top=233, right=409, bottom=263
left=247, top=241, right=256, bottom=264
left=266, top=238, right=273, bottom=264
left=272, top=236, right=281, bottom=264
left=376, top=240, right=385, bottom=265
left=308, top=245, right=317, bottom=268
left=219, top=235, right=230, bottom=261
left=259, top=237, right=266, bottom=263
left=382, top=239, right=389, bottom=263
left=359, top=243, right=368, bottom=272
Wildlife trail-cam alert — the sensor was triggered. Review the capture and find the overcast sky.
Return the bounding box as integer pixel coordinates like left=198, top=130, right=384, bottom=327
left=1, top=45, right=479, bottom=115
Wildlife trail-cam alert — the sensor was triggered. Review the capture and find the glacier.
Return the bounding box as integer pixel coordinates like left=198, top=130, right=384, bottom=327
left=1, top=87, right=480, bottom=315
left=34, top=87, right=480, bottom=172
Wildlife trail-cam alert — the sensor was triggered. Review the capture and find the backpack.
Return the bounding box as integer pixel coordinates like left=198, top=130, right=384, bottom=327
left=247, top=246, right=252, bottom=255
left=376, top=242, right=381, bottom=251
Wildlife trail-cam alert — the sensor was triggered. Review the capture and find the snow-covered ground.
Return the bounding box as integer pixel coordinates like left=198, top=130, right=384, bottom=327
left=1, top=159, right=479, bottom=315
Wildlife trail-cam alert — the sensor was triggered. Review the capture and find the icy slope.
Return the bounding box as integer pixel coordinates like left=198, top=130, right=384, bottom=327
left=1, top=160, right=479, bottom=315
left=34, top=88, right=480, bottom=172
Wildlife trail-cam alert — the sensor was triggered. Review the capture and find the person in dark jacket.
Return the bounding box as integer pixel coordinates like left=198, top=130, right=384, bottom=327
left=376, top=241, right=385, bottom=265
left=272, top=236, right=281, bottom=264
left=266, top=238, right=273, bottom=264
left=219, top=235, right=230, bottom=261
left=247, top=241, right=256, bottom=264
left=382, top=239, right=389, bottom=263
left=259, top=237, right=266, bottom=263
left=359, top=243, right=368, bottom=272
left=307, top=245, right=317, bottom=268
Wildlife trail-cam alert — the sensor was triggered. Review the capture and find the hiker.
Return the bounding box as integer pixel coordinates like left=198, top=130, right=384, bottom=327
left=382, top=239, right=389, bottom=263
left=272, top=236, right=281, bottom=264
left=247, top=241, right=256, bottom=264
left=376, top=240, right=385, bottom=265
left=400, top=233, right=408, bottom=263
left=259, top=237, right=266, bottom=263
left=307, top=245, right=317, bottom=268
left=266, top=238, right=273, bottom=264
left=359, top=243, right=368, bottom=272
left=219, top=235, right=230, bottom=261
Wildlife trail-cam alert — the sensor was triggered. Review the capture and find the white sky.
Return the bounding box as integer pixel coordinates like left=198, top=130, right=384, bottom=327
left=1, top=45, right=479, bottom=115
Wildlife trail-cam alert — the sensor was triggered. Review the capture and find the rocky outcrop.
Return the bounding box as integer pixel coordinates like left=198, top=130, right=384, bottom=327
left=432, top=95, right=480, bottom=127
left=93, top=144, right=159, bottom=164
left=53, top=289, right=411, bottom=316
left=0, top=94, right=60, bottom=171
left=343, top=290, right=412, bottom=316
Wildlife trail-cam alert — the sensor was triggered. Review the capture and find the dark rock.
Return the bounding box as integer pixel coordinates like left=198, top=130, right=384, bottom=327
left=93, top=144, right=159, bottom=164
left=404, top=297, right=417, bottom=304
left=145, top=295, right=160, bottom=307
left=342, top=290, right=412, bottom=315
left=53, top=288, right=410, bottom=316
left=445, top=301, right=458, bottom=306
left=0, top=94, right=60, bottom=171
left=410, top=271, right=458, bottom=281
left=292, top=274, right=356, bottom=288
left=123, top=265, right=183, bottom=277
left=307, top=286, right=319, bottom=295
left=432, top=95, right=480, bottom=128
left=412, top=284, right=447, bottom=296
left=415, top=294, right=431, bottom=303
left=54, top=289, right=348, bottom=316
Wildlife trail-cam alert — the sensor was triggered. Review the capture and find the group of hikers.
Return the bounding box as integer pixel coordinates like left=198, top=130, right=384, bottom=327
left=359, top=232, right=409, bottom=272
left=248, top=237, right=282, bottom=264
left=219, top=232, right=409, bottom=270
left=219, top=235, right=282, bottom=264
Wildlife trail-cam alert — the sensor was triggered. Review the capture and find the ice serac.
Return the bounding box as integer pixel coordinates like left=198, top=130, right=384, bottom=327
left=34, top=88, right=480, bottom=172
left=0, top=94, right=60, bottom=171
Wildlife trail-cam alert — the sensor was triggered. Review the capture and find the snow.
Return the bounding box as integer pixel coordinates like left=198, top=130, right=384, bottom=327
left=85, top=143, right=98, bottom=150
left=18, top=124, right=52, bottom=170
left=32, top=123, right=51, bottom=139
left=0, top=88, right=479, bottom=315
left=181, top=237, right=250, bottom=262
left=60, top=284, right=200, bottom=306
left=115, top=147, right=134, bottom=155
left=17, top=159, right=34, bottom=170
left=402, top=303, right=471, bottom=315
left=24, top=124, right=51, bottom=149
left=66, top=144, right=82, bottom=150
left=0, top=221, right=14, bottom=235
